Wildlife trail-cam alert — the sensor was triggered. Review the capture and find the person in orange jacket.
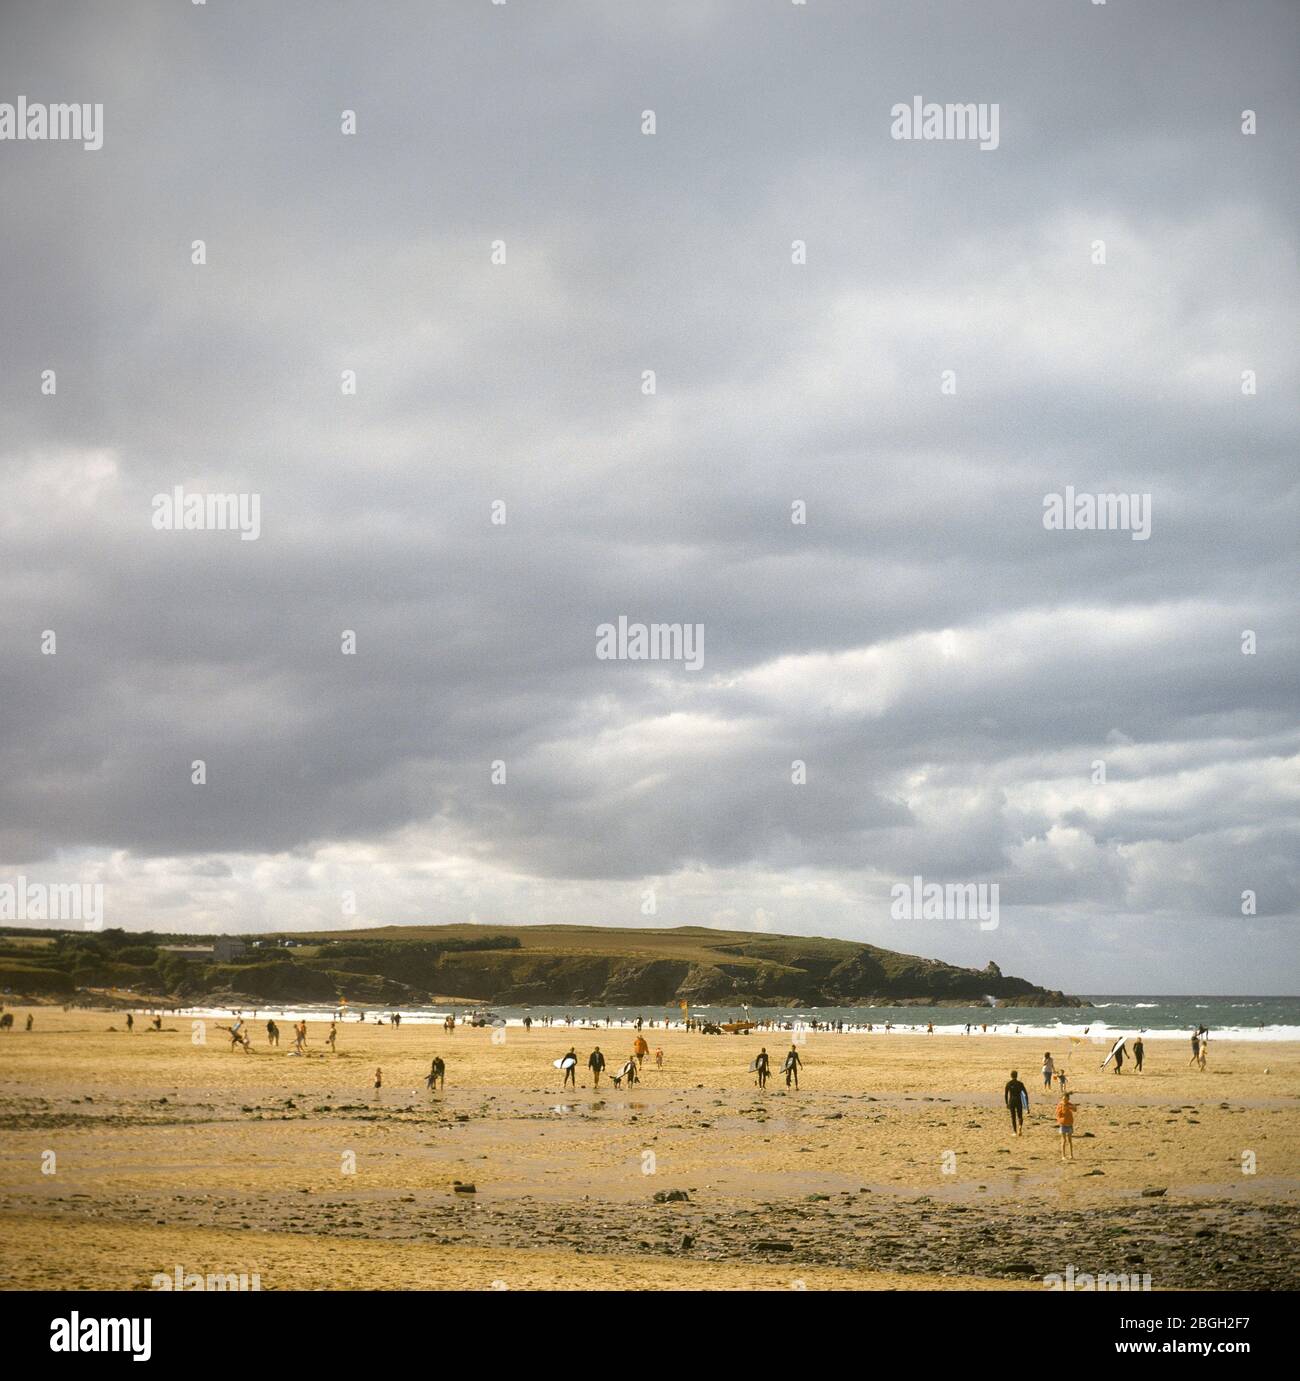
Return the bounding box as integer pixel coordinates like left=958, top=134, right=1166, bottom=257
left=1056, top=1090, right=1077, bottom=1160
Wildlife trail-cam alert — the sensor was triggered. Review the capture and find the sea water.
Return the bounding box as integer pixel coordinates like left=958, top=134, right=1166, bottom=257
left=174, top=995, right=1300, bottom=1041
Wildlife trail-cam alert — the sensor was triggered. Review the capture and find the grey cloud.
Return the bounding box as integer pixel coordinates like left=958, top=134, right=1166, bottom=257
left=1, top=0, right=1297, bottom=990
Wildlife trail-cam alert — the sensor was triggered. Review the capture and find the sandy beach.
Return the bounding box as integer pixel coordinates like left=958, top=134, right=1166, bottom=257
left=1, top=1009, right=1296, bottom=1291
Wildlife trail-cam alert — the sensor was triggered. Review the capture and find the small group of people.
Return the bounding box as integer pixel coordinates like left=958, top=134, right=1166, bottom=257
left=219, top=1015, right=252, bottom=1052
left=1189, top=1026, right=1210, bottom=1070
left=556, top=1041, right=804, bottom=1091
left=558, top=1044, right=662, bottom=1090
left=1003, top=1068, right=1078, bottom=1160
left=1100, top=1037, right=1146, bottom=1074
left=753, top=1045, right=802, bottom=1090
left=561, top=1045, right=623, bottom=1088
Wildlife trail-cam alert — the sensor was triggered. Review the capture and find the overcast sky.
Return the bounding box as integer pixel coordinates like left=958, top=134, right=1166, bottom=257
left=1, top=0, right=1296, bottom=993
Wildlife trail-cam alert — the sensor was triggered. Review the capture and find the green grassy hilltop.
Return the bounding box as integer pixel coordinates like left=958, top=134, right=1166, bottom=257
left=0, top=923, right=1085, bottom=1008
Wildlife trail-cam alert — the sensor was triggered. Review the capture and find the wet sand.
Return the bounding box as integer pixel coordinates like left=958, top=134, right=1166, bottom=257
left=1, top=1009, right=1296, bottom=1290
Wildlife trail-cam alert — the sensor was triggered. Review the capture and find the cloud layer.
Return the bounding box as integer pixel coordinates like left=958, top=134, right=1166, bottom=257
left=1, top=0, right=1297, bottom=991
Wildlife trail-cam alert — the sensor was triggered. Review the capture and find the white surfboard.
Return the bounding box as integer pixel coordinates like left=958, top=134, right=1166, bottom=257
left=1100, top=1035, right=1127, bottom=1070
left=553, top=1056, right=577, bottom=1070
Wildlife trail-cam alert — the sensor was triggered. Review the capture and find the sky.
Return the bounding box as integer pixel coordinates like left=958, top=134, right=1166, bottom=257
left=1, top=0, right=1296, bottom=993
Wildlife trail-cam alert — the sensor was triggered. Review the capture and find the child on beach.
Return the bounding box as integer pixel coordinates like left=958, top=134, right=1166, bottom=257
left=1056, top=1091, right=1077, bottom=1160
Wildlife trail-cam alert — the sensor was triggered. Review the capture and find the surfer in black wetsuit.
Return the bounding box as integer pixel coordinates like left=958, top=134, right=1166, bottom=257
left=755, top=1047, right=770, bottom=1089
left=1004, top=1070, right=1027, bottom=1136
left=784, top=1046, right=802, bottom=1089
left=1112, top=1040, right=1126, bottom=1074
left=588, top=1046, right=606, bottom=1088
left=1133, top=1037, right=1144, bottom=1072
left=426, top=1055, right=445, bottom=1091
left=562, top=1047, right=578, bottom=1089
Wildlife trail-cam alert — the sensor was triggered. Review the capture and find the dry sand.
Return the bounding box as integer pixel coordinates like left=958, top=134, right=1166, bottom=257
left=1, top=1009, right=1296, bottom=1290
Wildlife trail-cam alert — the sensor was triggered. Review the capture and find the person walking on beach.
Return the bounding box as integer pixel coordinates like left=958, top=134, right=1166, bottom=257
left=392, top=1012, right=401, bottom=1029
left=654, top=1047, right=663, bottom=1069
left=26, top=1014, right=33, bottom=1031
left=327, top=1021, right=338, bottom=1053
left=1197, top=1027, right=1209, bottom=1071
left=294, top=1020, right=307, bottom=1054
left=126, top=1012, right=134, bottom=1033
left=266, top=1019, right=279, bottom=1047
left=562, top=1047, right=578, bottom=1090
left=1188, top=1029, right=1201, bottom=1068
left=633, top=1034, right=649, bottom=1067
left=1133, top=1037, right=1144, bottom=1073
left=784, top=1045, right=802, bottom=1089
left=1111, top=1040, right=1126, bottom=1074
left=523, top=1016, right=532, bottom=1032
left=426, top=1056, right=445, bottom=1092
left=1056, top=1090, right=1076, bottom=1160
left=588, top=1046, right=606, bottom=1088
left=755, top=1047, right=771, bottom=1090
left=373, top=1067, right=382, bottom=1098
left=1041, top=1053, right=1055, bottom=1089
left=1004, top=1070, right=1028, bottom=1136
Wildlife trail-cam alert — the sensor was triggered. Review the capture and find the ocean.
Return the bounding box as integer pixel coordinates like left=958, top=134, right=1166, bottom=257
left=176, top=994, right=1300, bottom=1041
